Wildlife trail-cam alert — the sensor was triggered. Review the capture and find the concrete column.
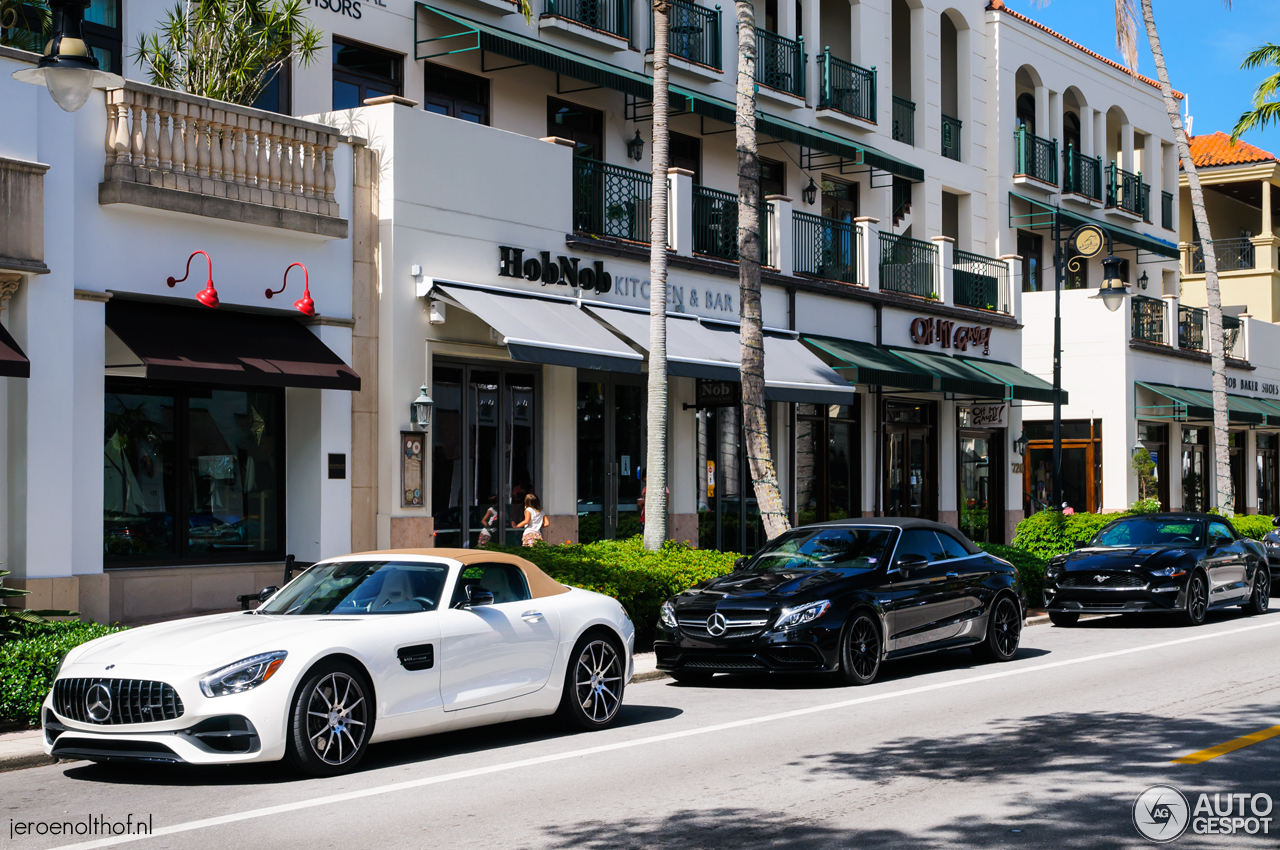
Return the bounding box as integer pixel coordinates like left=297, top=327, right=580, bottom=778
left=71, top=294, right=108, bottom=622
left=1246, top=429, right=1259, bottom=514
left=1034, top=85, right=1050, bottom=138
left=1162, top=293, right=1178, bottom=347
left=932, top=235, right=955, bottom=305
left=668, top=376, right=697, bottom=545
left=1168, top=421, right=1184, bottom=510
left=1001, top=254, right=1022, bottom=320
left=938, top=398, right=957, bottom=526
left=766, top=194, right=793, bottom=276
left=910, top=4, right=926, bottom=143
left=1262, top=179, right=1273, bottom=237
left=856, top=216, right=881, bottom=292
left=1121, top=124, right=1135, bottom=173
left=542, top=364, right=578, bottom=543
left=1079, top=107, right=1094, bottom=157
left=777, top=0, right=796, bottom=40
left=1237, top=314, right=1252, bottom=360
left=801, top=0, right=818, bottom=105
left=1093, top=110, right=1106, bottom=164
left=668, top=167, right=694, bottom=256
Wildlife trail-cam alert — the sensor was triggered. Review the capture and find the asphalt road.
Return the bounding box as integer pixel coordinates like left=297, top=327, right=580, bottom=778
left=5, top=609, right=1280, bottom=850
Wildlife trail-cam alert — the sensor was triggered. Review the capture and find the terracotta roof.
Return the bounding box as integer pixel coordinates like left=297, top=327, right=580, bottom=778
left=1187, top=132, right=1276, bottom=168
left=986, top=1, right=1184, bottom=100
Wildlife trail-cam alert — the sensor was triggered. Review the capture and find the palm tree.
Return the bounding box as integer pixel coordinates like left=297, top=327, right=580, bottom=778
left=736, top=0, right=790, bottom=540
left=643, top=0, right=672, bottom=551
left=1231, top=43, right=1280, bottom=140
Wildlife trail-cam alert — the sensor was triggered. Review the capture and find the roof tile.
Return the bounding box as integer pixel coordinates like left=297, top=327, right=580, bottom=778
left=1188, top=132, right=1276, bottom=169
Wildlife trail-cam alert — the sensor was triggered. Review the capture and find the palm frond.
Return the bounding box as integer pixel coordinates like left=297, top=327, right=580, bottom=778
left=1114, top=0, right=1138, bottom=71
left=1232, top=100, right=1280, bottom=142
left=1240, top=42, right=1280, bottom=71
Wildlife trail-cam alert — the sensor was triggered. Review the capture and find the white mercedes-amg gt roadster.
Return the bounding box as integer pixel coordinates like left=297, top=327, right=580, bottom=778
left=42, top=551, right=634, bottom=775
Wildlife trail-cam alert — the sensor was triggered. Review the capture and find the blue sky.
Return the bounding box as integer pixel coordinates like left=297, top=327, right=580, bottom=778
left=1002, top=0, right=1280, bottom=154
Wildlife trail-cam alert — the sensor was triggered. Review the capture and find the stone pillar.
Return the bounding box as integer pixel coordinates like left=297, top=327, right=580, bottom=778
left=350, top=144, right=380, bottom=553
left=932, top=235, right=954, bottom=305
left=856, top=216, right=880, bottom=292
left=541, top=364, right=578, bottom=544
left=766, top=194, right=793, bottom=276
left=1121, top=123, right=1135, bottom=173
left=1001, top=254, right=1022, bottom=320
left=1246, top=429, right=1259, bottom=514
left=1034, top=85, right=1050, bottom=137
left=668, top=167, right=694, bottom=257
left=1162, top=293, right=1178, bottom=347
left=71, top=292, right=109, bottom=623
left=1079, top=107, right=1094, bottom=158
left=1168, top=422, right=1184, bottom=510
left=801, top=0, right=819, bottom=106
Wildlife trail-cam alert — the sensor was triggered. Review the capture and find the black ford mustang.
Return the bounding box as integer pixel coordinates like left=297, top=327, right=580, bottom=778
left=1043, top=512, right=1271, bottom=627
left=654, top=518, right=1026, bottom=686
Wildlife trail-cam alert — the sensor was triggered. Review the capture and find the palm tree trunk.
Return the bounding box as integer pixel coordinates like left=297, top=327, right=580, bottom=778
left=1139, top=0, right=1233, bottom=514
left=736, top=0, right=790, bottom=540
left=643, top=0, right=671, bottom=550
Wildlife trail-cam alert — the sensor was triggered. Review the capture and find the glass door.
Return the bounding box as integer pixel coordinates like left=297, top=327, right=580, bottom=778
left=1258, top=434, right=1279, bottom=515
left=577, top=376, right=645, bottom=543
left=1182, top=428, right=1207, bottom=513
left=958, top=430, right=1004, bottom=543
left=695, top=405, right=765, bottom=554
left=794, top=403, right=859, bottom=526
left=883, top=401, right=936, bottom=519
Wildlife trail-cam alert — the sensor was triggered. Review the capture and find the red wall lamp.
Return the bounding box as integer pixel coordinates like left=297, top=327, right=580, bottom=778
left=266, top=262, right=316, bottom=317
left=167, top=251, right=220, bottom=308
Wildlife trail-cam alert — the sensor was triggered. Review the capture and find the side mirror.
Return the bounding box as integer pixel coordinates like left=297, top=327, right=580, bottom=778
left=895, top=554, right=929, bottom=575
left=464, top=585, right=495, bottom=607
left=1073, top=540, right=1090, bottom=550
left=1272, top=516, right=1280, bottom=528
left=258, top=585, right=279, bottom=603
left=733, top=556, right=750, bottom=571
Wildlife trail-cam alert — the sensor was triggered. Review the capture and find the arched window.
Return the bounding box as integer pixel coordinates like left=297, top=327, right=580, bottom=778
left=1064, top=111, right=1082, bottom=153
left=1016, top=93, right=1036, bottom=136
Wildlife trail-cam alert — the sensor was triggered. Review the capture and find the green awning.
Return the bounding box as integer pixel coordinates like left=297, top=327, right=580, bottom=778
left=1135, top=382, right=1265, bottom=425
left=1230, top=395, right=1280, bottom=427
left=961, top=357, right=1061, bottom=405
left=888, top=349, right=1008, bottom=399
left=414, top=5, right=923, bottom=184
left=802, top=336, right=934, bottom=391
left=1009, top=192, right=1180, bottom=260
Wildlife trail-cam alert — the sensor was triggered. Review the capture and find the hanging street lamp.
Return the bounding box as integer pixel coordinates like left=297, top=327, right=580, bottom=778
left=10, top=0, right=122, bottom=112
left=802, top=177, right=818, bottom=206
left=627, top=130, right=645, bottom=162
left=410, top=385, right=434, bottom=431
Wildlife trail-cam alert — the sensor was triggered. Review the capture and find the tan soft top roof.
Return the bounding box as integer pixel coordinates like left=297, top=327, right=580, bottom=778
left=351, top=549, right=570, bottom=599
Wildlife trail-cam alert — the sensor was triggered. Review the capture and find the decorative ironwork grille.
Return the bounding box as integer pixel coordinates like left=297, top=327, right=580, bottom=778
left=879, top=231, right=937, bottom=298
left=794, top=211, right=858, bottom=284
left=573, top=157, right=652, bottom=243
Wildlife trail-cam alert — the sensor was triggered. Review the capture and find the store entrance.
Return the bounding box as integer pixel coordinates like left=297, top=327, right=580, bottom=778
left=794, top=402, right=860, bottom=525
left=577, top=376, right=645, bottom=543
left=957, top=429, right=1004, bottom=543
left=883, top=400, right=937, bottom=519
left=696, top=399, right=766, bottom=555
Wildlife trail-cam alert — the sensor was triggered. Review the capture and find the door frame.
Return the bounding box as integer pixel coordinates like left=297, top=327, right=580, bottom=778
left=956, top=426, right=1005, bottom=544
left=791, top=402, right=862, bottom=526
left=881, top=398, right=938, bottom=520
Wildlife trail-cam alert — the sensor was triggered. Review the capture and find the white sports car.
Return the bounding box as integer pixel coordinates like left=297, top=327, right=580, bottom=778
left=41, top=550, right=634, bottom=775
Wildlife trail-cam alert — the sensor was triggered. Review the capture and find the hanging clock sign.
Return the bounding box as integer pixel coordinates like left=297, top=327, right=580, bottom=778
left=1071, top=225, right=1105, bottom=258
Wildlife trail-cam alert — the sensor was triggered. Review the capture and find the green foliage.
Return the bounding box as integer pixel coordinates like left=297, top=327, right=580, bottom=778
left=1, top=567, right=78, bottom=642
left=1230, top=514, right=1275, bottom=541
left=1130, top=498, right=1162, bottom=514
left=0, top=621, right=126, bottom=726
left=1011, top=511, right=1116, bottom=560
left=1131, top=448, right=1156, bottom=501
left=976, top=542, right=1047, bottom=609
left=0, top=0, right=49, bottom=52
left=492, top=537, right=738, bottom=647
left=1233, top=42, right=1280, bottom=142
left=133, top=0, right=323, bottom=106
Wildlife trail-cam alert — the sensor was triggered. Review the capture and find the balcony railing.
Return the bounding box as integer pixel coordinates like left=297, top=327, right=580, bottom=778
left=650, top=0, right=720, bottom=69
left=573, top=157, right=651, bottom=242
left=692, top=184, right=738, bottom=259
left=941, top=114, right=961, bottom=161
left=1189, top=238, right=1256, bottom=273
left=879, top=231, right=937, bottom=298
left=952, top=249, right=1009, bottom=313
left=756, top=29, right=806, bottom=97
left=1014, top=126, right=1057, bottom=185
left=1178, top=304, right=1206, bottom=352
left=1062, top=146, right=1101, bottom=201
left=1161, top=190, right=1174, bottom=230
left=546, top=0, right=630, bottom=39
left=818, top=50, right=875, bottom=123
left=892, top=96, right=915, bottom=145
left=794, top=211, right=858, bottom=284
left=1106, top=163, right=1145, bottom=217
left=1131, top=294, right=1166, bottom=344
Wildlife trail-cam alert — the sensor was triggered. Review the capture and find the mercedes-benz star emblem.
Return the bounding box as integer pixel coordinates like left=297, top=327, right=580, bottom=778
left=85, top=683, right=113, bottom=723
left=1094, top=575, right=1109, bottom=584
left=706, top=612, right=727, bottom=637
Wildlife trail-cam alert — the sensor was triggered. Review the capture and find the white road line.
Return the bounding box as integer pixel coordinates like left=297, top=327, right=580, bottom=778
left=50, top=616, right=1280, bottom=850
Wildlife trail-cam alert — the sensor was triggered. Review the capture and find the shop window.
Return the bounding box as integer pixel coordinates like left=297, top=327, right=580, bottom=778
left=333, top=38, right=403, bottom=110
left=821, top=179, right=858, bottom=223
left=548, top=98, right=604, bottom=160
left=1137, top=422, right=1169, bottom=510
left=1258, top=433, right=1279, bottom=515
left=760, top=158, right=785, bottom=198
left=104, top=383, right=285, bottom=564
left=423, top=62, right=490, bottom=124
left=1023, top=418, right=1101, bottom=514
left=794, top=403, right=860, bottom=526
left=252, top=63, right=293, bottom=115
left=958, top=408, right=1005, bottom=543
left=1181, top=427, right=1207, bottom=513
left=1018, top=232, right=1043, bottom=292
left=670, top=132, right=701, bottom=183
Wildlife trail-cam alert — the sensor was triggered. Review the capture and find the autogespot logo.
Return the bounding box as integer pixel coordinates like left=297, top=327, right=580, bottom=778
left=1133, top=785, right=1190, bottom=842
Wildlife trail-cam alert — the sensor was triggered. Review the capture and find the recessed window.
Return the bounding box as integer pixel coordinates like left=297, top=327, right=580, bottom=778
left=423, top=62, right=490, bottom=124
left=548, top=98, right=604, bottom=159
left=822, top=178, right=857, bottom=221
left=252, top=63, right=293, bottom=115
left=333, top=38, right=403, bottom=110
left=760, top=158, right=785, bottom=198
left=670, top=132, right=701, bottom=182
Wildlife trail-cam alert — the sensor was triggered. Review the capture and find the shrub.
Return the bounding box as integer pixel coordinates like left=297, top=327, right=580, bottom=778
left=0, top=621, right=126, bottom=727
left=1129, top=498, right=1162, bottom=514
left=491, top=537, right=739, bottom=647
left=1011, top=511, right=1116, bottom=560
left=977, top=542, right=1047, bottom=609
left=1230, top=514, right=1275, bottom=541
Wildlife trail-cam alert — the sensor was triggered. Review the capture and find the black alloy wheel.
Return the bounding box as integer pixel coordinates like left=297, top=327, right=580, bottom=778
left=1243, top=568, right=1271, bottom=616
left=836, top=611, right=881, bottom=686
left=558, top=633, right=625, bottom=731
left=973, top=595, right=1022, bottom=662
left=1182, top=573, right=1209, bottom=627
left=285, top=659, right=372, bottom=776
left=1049, top=611, right=1079, bottom=628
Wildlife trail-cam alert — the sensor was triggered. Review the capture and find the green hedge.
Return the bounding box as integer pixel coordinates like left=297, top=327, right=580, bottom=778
left=492, top=537, right=738, bottom=647
left=1230, top=514, right=1275, bottom=541
left=977, top=542, right=1047, bottom=609
left=1011, top=511, right=1118, bottom=560
left=0, top=621, right=126, bottom=727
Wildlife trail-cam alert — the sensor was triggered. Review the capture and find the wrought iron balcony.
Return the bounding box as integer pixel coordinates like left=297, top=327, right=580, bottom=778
left=1131, top=294, right=1166, bottom=345
left=1178, top=304, right=1206, bottom=352
left=941, top=114, right=962, bottom=161
left=1062, top=146, right=1101, bottom=201
left=650, top=0, right=720, bottom=70
left=573, top=157, right=651, bottom=242
left=1014, top=126, right=1057, bottom=185
left=691, top=185, right=769, bottom=263
left=892, top=96, right=915, bottom=146
left=818, top=50, right=875, bottom=123
left=1189, top=238, right=1256, bottom=273
left=1106, top=162, right=1145, bottom=217
left=879, top=231, right=937, bottom=298
left=952, top=249, right=1009, bottom=313
left=794, top=211, right=857, bottom=284
left=546, top=0, right=631, bottom=39
left=756, top=29, right=806, bottom=97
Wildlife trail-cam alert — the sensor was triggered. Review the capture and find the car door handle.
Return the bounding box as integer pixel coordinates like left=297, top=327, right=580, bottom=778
left=946, top=572, right=959, bottom=579
left=521, top=611, right=544, bottom=622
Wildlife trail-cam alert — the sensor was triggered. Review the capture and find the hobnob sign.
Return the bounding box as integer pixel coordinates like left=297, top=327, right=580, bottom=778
left=696, top=379, right=740, bottom=407
left=909, top=317, right=992, bottom=356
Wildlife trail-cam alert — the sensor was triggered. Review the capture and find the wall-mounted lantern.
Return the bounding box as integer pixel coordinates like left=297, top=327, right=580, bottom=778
left=802, top=177, right=818, bottom=206
left=410, top=384, right=434, bottom=431
left=627, top=130, right=645, bottom=162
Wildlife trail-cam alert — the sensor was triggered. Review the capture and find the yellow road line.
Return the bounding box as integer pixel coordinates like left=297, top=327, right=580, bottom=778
left=1171, top=724, right=1280, bottom=765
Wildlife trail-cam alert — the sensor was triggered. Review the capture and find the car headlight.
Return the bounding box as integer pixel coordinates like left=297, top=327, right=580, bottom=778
left=1149, top=566, right=1187, bottom=578
left=772, top=600, right=831, bottom=631
left=200, top=651, right=288, bottom=698
left=659, top=601, right=677, bottom=629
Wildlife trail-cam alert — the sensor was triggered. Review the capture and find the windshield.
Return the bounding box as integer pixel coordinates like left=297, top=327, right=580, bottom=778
left=749, top=527, right=894, bottom=573
left=258, top=560, right=449, bottom=615
left=1091, top=518, right=1206, bottom=548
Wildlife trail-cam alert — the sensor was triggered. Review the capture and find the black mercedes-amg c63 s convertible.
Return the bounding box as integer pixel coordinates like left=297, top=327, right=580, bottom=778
left=1043, top=512, right=1270, bottom=627
left=654, top=518, right=1027, bottom=686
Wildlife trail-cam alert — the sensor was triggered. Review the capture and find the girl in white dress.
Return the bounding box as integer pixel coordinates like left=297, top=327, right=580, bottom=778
left=513, top=492, right=550, bottom=546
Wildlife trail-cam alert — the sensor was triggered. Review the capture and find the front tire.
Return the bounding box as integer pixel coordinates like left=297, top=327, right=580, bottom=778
left=558, top=633, right=625, bottom=731
left=1242, top=568, right=1271, bottom=615
left=285, top=659, right=372, bottom=777
left=1182, top=573, right=1209, bottom=627
left=1049, top=611, right=1079, bottom=627
left=835, top=611, right=881, bottom=686
left=973, top=595, right=1022, bottom=662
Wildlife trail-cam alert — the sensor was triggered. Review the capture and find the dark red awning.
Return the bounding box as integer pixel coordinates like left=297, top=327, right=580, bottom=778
left=0, top=321, right=30, bottom=378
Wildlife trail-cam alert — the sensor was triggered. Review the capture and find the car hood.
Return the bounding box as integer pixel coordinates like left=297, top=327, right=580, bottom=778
left=1059, top=546, right=1191, bottom=572
left=679, top=567, right=872, bottom=603
left=66, top=612, right=357, bottom=669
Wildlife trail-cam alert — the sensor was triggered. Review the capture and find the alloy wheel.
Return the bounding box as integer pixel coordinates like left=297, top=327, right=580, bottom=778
left=305, top=671, right=368, bottom=766
left=991, top=597, right=1022, bottom=657
left=1188, top=576, right=1208, bottom=623
left=575, top=640, right=622, bottom=724
left=848, top=615, right=880, bottom=680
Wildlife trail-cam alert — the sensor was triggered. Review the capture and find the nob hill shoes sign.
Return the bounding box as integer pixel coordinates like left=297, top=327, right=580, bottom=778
left=499, top=246, right=613, bottom=293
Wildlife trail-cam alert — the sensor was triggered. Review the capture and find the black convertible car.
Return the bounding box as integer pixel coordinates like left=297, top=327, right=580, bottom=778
left=1044, top=512, right=1270, bottom=627
left=654, top=518, right=1026, bottom=686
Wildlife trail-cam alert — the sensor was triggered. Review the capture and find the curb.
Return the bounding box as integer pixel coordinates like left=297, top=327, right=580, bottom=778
left=0, top=751, right=58, bottom=774
left=632, top=669, right=670, bottom=684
